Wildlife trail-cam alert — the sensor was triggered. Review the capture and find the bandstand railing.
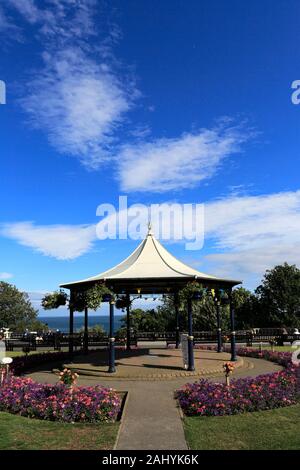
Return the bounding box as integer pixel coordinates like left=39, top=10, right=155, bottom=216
left=4, top=328, right=300, bottom=352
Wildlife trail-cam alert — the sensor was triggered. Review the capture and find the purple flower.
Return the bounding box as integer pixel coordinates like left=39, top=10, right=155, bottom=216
left=175, top=349, right=300, bottom=417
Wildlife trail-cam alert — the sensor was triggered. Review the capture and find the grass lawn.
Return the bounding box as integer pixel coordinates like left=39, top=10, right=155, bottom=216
left=184, top=404, right=300, bottom=450
left=0, top=412, right=119, bottom=450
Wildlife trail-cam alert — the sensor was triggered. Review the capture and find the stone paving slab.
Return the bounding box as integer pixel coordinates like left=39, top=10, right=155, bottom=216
left=61, top=348, right=244, bottom=379
left=115, top=382, right=188, bottom=450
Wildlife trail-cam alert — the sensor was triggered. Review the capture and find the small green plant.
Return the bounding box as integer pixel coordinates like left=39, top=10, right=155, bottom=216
left=115, top=296, right=132, bottom=311
left=71, top=284, right=115, bottom=312
left=41, top=290, right=68, bottom=310
left=59, top=368, right=78, bottom=387
left=223, top=361, right=235, bottom=386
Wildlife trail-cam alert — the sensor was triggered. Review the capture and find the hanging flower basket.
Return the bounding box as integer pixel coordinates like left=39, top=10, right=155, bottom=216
left=41, top=290, right=68, bottom=310
left=115, top=296, right=132, bottom=310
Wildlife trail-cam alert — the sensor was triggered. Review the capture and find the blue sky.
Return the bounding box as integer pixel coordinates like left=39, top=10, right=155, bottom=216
left=1, top=0, right=300, bottom=309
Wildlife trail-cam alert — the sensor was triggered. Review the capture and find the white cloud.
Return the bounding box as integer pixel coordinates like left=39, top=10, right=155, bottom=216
left=2, top=189, right=300, bottom=286
left=1, top=222, right=97, bottom=260
left=8, top=0, right=41, bottom=24
left=21, top=47, right=133, bottom=167
left=118, top=123, right=250, bottom=192
left=205, top=191, right=300, bottom=251
left=8, top=0, right=96, bottom=36
left=27, top=290, right=49, bottom=308
left=5, top=0, right=137, bottom=167
left=0, top=5, right=22, bottom=38
left=201, top=190, right=300, bottom=286
left=4, top=1, right=254, bottom=190
left=0, top=7, right=11, bottom=30
left=0, top=272, right=13, bottom=280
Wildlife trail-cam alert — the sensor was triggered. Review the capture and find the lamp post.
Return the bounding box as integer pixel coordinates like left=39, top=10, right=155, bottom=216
left=108, top=297, right=116, bottom=373
left=187, top=297, right=195, bottom=371
left=174, top=292, right=180, bottom=349
left=126, top=293, right=131, bottom=351
left=69, top=291, right=74, bottom=356
left=83, top=306, right=88, bottom=355
left=229, top=290, right=237, bottom=362
left=215, top=298, right=223, bottom=353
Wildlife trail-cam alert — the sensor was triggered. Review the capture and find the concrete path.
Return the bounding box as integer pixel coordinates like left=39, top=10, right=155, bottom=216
left=115, top=380, right=187, bottom=450
left=27, top=355, right=282, bottom=450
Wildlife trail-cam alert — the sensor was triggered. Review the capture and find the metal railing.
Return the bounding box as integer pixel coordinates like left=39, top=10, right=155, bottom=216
left=4, top=329, right=300, bottom=351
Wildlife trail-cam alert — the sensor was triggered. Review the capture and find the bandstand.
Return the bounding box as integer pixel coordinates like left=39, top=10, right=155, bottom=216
left=60, top=225, right=241, bottom=372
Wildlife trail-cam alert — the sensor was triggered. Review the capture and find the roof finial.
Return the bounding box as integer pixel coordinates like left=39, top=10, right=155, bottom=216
left=147, top=220, right=154, bottom=236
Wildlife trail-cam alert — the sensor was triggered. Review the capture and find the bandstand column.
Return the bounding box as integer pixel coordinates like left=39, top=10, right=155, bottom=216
left=69, top=291, right=74, bottom=356
left=187, top=297, right=195, bottom=371
left=126, top=293, right=131, bottom=351
left=175, top=292, right=180, bottom=349
left=229, top=290, right=237, bottom=361
left=216, top=299, right=223, bottom=353
left=108, top=299, right=116, bottom=373
left=83, top=306, right=88, bottom=355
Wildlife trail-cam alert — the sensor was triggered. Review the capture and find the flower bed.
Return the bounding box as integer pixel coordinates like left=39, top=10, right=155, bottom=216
left=0, top=376, right=121, bottom=423
left=234, top=347, right=293, bottom=368
left=174, top=343, right=296, bottom=368
left=175, top=349, right=300, bottom=417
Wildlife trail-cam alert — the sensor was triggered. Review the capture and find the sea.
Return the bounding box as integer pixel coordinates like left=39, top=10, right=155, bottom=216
left=38, top=314, right=124, bottom=333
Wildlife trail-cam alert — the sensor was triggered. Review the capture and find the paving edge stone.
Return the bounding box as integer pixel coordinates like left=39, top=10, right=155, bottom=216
left=53, top=357, right=245, bottom=381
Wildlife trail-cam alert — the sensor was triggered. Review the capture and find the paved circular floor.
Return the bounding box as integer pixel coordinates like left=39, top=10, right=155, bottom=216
left=58, top=347, right=247, bottom=380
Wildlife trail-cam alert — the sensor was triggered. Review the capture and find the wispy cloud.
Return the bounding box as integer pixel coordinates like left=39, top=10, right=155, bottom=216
left=21, top=47, right=134, bottom=167
left=0, top=5, right=22, bottom=39
left=118, top=122, right=251, bottom=192
left=8, top=0, right=41, bottom=24
left=201, top=190, right=300, bottom=285
left=8, top=0, right=96, bottom=36
left=27, top=290, right=50, bottom=308
left=0, top=272, right=13, bottom=280
left=3, top=188, right=299, bottom=279
left=1, top=222, right=97, bottom=260
left=4, top=2, right=255, bottom=190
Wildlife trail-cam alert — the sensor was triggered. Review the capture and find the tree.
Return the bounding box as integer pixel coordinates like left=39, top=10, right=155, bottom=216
left=78, top=324, right=106, bottom=336
left=232, top=287, right=258, bottom=329
left=120, top=308, right=169, bottom=332
left=0, top=281, right=45, bottom=332
left=255, top=263, right=300, bottom=327
left=194, top=295, right=230, bottom=331
left=156, top=286, right=231, bottom=332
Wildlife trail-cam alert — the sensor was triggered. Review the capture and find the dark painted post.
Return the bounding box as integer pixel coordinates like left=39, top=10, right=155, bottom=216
left=69, top=292, right=74, bottom=356
left=126, top=293, right=131, bottom=351
left=108, top=299, right=116, bottom=373
left=175, top=292, right=180, bottom=349
left=83, top=306, right=88, bottom=355
left=187, top=297, right=195, bottom=371
left=229, top=290, right=237, bottom=361
left=216, top=299, right=223, bottom=353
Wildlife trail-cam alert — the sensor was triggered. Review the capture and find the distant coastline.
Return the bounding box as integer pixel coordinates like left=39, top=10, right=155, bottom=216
left=39, top=315, right=124, bottom=333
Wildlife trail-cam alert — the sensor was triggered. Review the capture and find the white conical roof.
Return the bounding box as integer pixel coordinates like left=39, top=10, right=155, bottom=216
left=61, top=226, right=241, bottom=288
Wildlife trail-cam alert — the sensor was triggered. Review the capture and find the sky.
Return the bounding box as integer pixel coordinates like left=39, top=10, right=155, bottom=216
left=0, top=0, right=300, bottom=312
